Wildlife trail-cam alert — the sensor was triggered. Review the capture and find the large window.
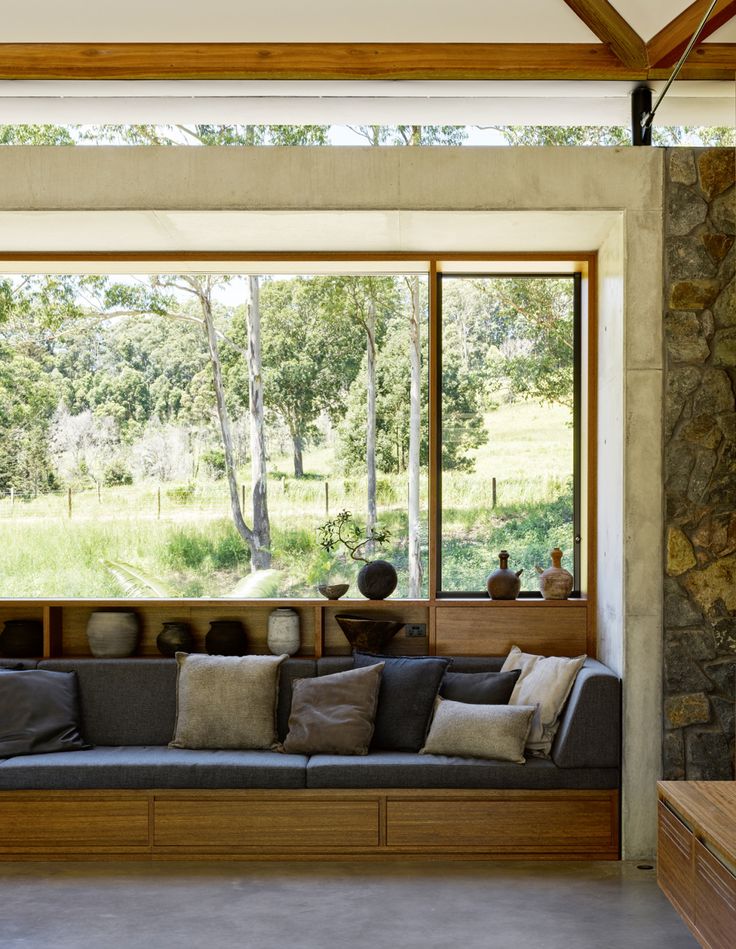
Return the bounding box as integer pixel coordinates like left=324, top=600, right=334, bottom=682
left=0, top=261, right=585, bottom=600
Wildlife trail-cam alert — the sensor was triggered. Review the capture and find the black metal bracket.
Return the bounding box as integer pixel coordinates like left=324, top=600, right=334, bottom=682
left=631, top=86, right=653, bottom=146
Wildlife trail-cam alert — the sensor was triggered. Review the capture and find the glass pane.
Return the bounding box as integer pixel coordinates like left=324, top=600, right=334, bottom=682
left=0, top=272, right=428, bottom=598
left=440, top=275, right=576, bottom=593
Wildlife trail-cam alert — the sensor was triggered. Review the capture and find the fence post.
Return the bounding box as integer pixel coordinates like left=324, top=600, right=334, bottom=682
left=10, top=486, right=14, bottom=511
left=67, top=487, right=72, bottom=519
left=97, top=482, right=101, bottom=503
left=241, top=483, right=246, bottom=512
left=325, top=481, right=329, bottom=517
left=492, top=477, right=497, bottom=509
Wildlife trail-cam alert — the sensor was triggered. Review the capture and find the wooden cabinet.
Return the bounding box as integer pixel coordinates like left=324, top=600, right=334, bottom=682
left=658, top=782, right=736, bottom=949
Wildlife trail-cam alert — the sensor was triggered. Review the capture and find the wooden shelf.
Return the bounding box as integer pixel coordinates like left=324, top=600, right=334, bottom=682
left=0, top=596, right=591, bottom=660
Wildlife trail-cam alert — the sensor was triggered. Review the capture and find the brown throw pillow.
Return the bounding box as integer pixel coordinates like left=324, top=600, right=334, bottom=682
left=170, top=653, right=286, bottom=750
left=281, top=663, right=384, bottom=756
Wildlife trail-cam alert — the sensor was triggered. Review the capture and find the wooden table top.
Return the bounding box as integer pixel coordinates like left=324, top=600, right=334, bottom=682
left=659, top=781, right=736, bottom=864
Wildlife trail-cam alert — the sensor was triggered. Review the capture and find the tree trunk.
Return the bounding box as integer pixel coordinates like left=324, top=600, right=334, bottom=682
left=408, top=276, right=423, bottom=597
left=291, top=432, right=304, bottom=479
left=366, top=297, right=377, bottom=536
left=200, top=293, right=259, bottom=562
left=246, top=276, right=272, bottom=570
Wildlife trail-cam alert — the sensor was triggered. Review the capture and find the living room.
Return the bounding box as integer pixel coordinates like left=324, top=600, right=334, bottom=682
left=0, top=3, right=734, bottom=948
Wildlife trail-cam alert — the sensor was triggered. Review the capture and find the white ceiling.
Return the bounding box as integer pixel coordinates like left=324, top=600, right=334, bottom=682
left=0, top=0, right=727, bottom=44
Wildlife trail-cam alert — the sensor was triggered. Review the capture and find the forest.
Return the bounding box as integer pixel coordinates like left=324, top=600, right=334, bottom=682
left=0, top=270, right=575, bottom=598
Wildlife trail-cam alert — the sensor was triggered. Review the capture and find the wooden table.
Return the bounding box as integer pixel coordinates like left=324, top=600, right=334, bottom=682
left=658, top=781, right=736, bottom=949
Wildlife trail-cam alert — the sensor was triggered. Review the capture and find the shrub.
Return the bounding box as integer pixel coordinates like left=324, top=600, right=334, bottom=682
left=166, top=483, right=195, bottom=504
left=201, top=449, right=226, bottom=479
left=102, top=462, right=133, bottom=487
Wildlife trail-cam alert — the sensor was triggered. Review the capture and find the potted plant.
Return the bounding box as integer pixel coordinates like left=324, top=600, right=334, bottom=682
left=317, top=509, right=397, bottom=600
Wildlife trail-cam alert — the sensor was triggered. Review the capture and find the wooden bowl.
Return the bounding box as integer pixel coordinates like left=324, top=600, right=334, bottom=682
left=335, top=614, right=404, bottom=652
left=319, top=583, right=350, bottom=600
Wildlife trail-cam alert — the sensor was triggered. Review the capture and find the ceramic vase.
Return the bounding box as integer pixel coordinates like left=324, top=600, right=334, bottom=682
left=535, top=548, right=574, bottom=600
left=357, top=560, right=398, bottom=600
left=156, top=621, right=195, bottom=657
left=0, top=619, right=44, bottom=658
left=205, top=620, right=248, bottom=656
left=267, top=608, right=300, bottom=656
left=86, top=611, right=139, bottom=658
left=486, top=551, right=523, bottom=600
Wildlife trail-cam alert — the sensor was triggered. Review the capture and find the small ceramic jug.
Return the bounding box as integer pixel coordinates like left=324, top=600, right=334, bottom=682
left=486, top=551, right=523, bottom=600
left=535, top=548, right=573, bottom=600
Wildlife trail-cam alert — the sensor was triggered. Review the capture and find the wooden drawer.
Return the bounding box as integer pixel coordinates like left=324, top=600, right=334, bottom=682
left=154, top=798, right=380, bottom=850
left=695, top=840, right=736, bottom=949
left=657, top=801, right=694, bottom=922
left=387, top=794, right=616, bottom=851
left=0, top=795, right=150, bottom=850
left=434, top=606, right=587, bottom=657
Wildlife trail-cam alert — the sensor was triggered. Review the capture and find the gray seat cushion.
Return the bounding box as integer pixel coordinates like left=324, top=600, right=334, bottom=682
left=306, top=752, right=619, bottom=790
left=0, top=746, right=307, bottom=790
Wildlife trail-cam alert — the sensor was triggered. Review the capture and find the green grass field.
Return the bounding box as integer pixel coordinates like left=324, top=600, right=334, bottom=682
left=0, top=401, right=573, bottom=598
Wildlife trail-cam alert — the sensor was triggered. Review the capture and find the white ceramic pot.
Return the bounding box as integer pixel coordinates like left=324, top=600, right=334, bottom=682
left=267, top=608, right=300, bottom=656
left=86, top=611, right=139, bottom=658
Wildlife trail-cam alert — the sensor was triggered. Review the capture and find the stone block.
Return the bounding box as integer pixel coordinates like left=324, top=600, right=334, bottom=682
left=693, top=368, right=734, bottom=416
left=687, top=448, right=717, bottom=502
left=669, top=150, right=697, bottom=186
left=710, top=188, right=735, bottom=234
left=667, top=235, right=716, bottom=281
left=665, top=440, right=696, bottom=493
left=662, top=730, right=685, bottom=780
left=713, top=328, right=736, bottom=367
left=665, top=311, right=709, bottom=363
left=664, top=580, right=704, bottom=627
left=666, top=526, right=697, bottom=576
left=667, top=182, right=708, bottom=236
left=698, top=150, right=735, bottom=201
left=669, top=280, right=721, bottom=310
left=680, top=415, right=722, bottom=450
left=713, top=274, right=735, bottom=328
left=712, top=696, right=735, bottom=740
left=665, top=366, right=700, bottom=438
left=664, top=628, right=716, bottom=692
left=714, top=617, right=736, bottom=654
left=686, top=729, right=732, bottom=780
left=683, top=553, right=736, bottom=615
left=665, top=693, right=711, bottom=729
left=705, top=657, right=736, bottom=694
left=702, top=232, right=734, bottom=264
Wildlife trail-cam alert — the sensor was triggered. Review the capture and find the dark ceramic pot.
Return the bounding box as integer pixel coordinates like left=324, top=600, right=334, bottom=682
left=1, top=619, right=43, bottom=658
left=157, top=621, right=195, bottom=657
left=486, top=550, right=523, bottom=600
left=357, top=560, right=398, bottom=600
left=205, top=620, right=248, bottom=656
left=335, top=614, right=404, bottom=652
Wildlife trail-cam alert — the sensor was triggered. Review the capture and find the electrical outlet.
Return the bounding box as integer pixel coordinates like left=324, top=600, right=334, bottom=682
left=405, top=623, right=427, bottom=638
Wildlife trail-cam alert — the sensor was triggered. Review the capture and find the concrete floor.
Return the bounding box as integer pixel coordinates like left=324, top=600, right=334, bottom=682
left=0, top=861, right=696, bottom=949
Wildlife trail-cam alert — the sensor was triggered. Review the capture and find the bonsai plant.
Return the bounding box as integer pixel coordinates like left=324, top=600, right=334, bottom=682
left=317, top=509, right=397, bottom=600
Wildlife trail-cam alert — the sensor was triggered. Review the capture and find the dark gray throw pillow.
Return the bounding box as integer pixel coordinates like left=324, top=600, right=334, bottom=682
left=440, top=669, right=521, bottom=705
left=0, top=669, right=90, bottom=757
left=282, top=663, right=384, bottom=755
left=353, top=652, right=450, bottom=751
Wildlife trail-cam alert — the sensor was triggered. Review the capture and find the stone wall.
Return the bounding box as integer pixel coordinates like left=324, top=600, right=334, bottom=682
left=663, top=147, right=735, bottom=780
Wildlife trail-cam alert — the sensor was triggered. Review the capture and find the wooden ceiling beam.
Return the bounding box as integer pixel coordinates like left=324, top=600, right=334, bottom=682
left=647, top=0, right=736, bottom=67
left=562, top=0, right=648, bottom=68
left=0, top=42, right=732, bottom=81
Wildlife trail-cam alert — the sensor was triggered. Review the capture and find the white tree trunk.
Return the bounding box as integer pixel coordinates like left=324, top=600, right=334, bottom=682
left=366, top=297, right=377, bottom=536
left=201, top=292, right=259, bottom=560
left=246, top=275, right=272, bottom=570
left=408, top=276, right=423, bottom=597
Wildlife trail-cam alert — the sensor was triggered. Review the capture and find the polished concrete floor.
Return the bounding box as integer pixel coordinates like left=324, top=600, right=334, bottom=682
left=0, top=861, right=696, bottom=949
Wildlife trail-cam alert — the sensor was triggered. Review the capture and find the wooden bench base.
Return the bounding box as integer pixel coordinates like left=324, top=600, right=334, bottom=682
left=0, top=788, right=619, bottom=861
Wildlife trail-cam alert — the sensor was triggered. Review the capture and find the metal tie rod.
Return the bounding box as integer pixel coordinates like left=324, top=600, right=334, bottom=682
left=641, top=0, right=720, bottom=131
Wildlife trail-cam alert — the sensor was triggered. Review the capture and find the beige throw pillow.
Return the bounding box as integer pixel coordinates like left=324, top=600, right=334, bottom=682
left=170, top=653, right=286, bottom=750
left=420, top=698, right=535, bottom=764
left=501, top=645, right=586, bottom=757
left=281, top=663, right=384, bottom=755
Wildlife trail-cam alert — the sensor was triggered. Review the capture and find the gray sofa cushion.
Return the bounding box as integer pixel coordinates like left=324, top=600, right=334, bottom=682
left=551, top=659, right=621, bottom=769
left=0, top=746, right=307, bottom=790
left=0, top=659, right=38, bottom=669
left=306, top=752, right=618, bottom=790
left=38, top=658, right=316, bottom=747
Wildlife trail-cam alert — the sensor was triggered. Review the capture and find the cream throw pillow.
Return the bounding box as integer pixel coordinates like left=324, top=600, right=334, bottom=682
left=420, top=698, right=536, bottom=764
left=170, top=653, right=286, bottom=750
left=501, top=646, right=586, bottom=757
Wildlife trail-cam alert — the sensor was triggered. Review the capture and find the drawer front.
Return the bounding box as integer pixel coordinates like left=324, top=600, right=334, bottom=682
left=434, top=607, right=587, bottom=658
left=155, top=798, right=379, bottom=850
left=695, top=840, right=736, bottom=949
left=387, top=796, right=615, bottom=851
left=0, top=796, right=150, bottom=850
left=657, top=801, right=694, bottom=922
